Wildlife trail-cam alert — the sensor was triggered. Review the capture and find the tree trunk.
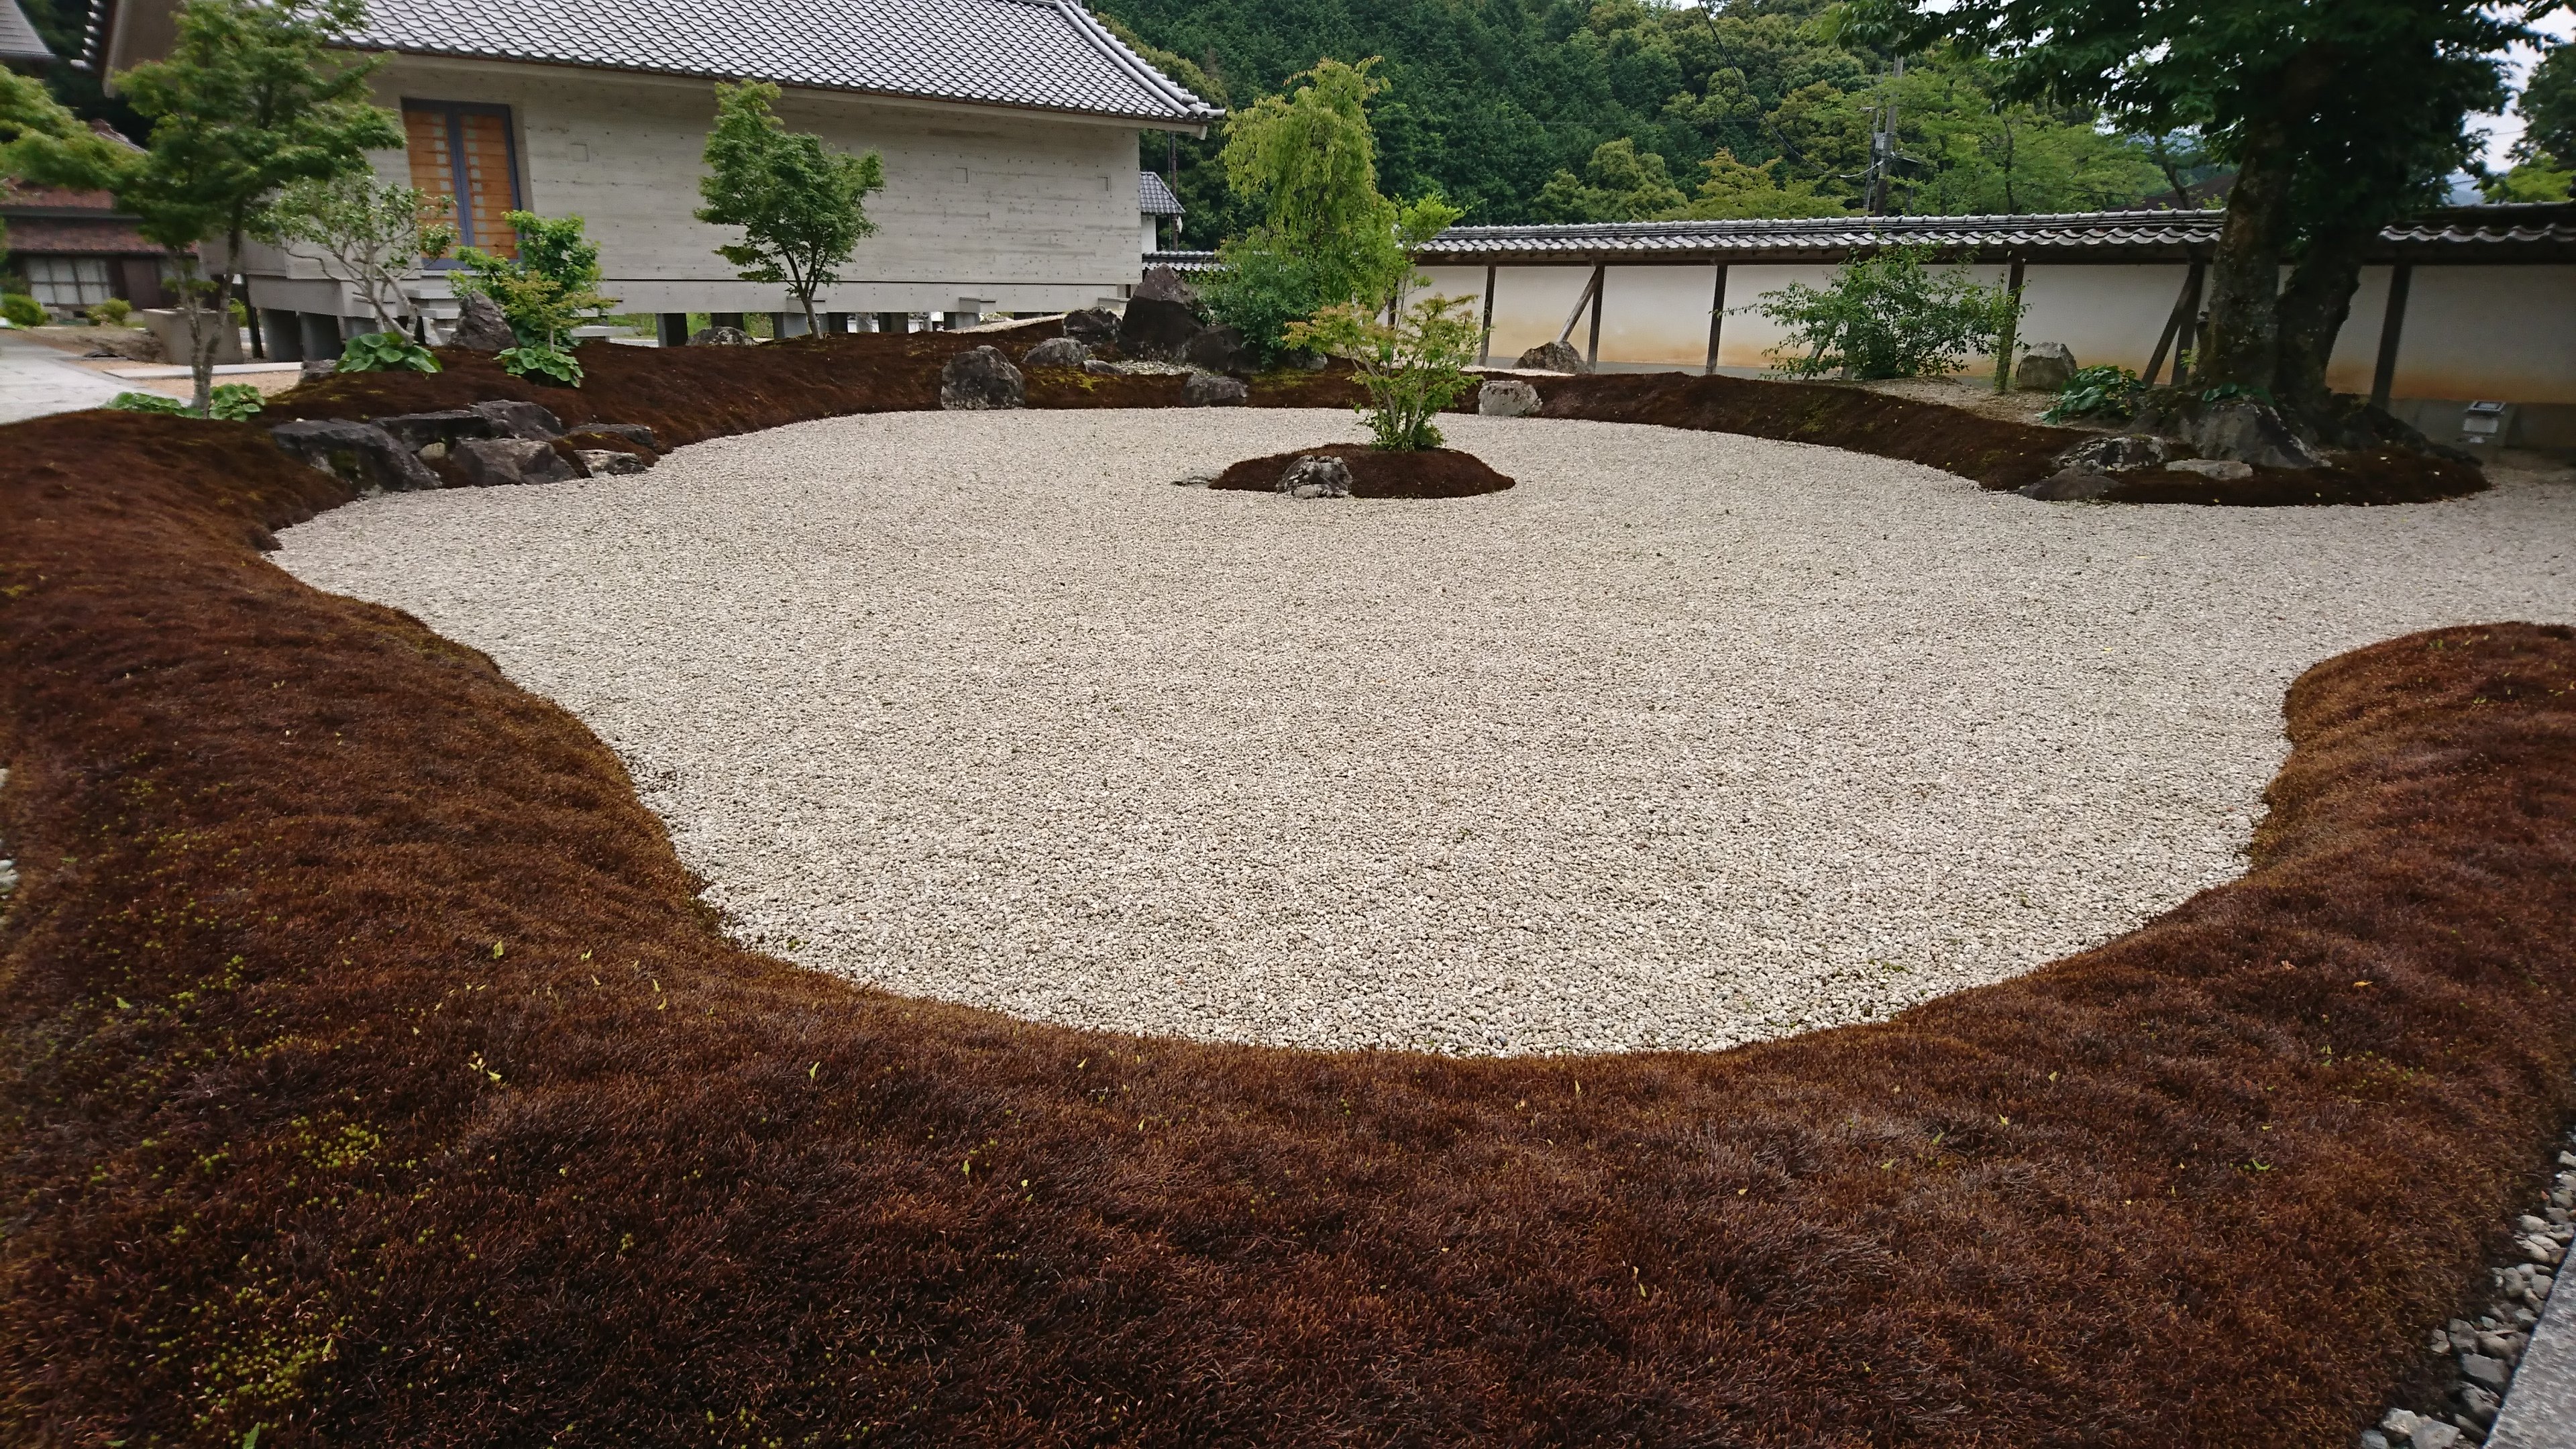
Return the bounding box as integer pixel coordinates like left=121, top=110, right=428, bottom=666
left=2197, top=125, right=2296, bottom=392
left=2275, top=223, right=2369, bottom=419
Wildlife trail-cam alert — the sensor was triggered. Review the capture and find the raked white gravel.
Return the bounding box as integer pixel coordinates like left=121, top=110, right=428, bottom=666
left=276, top=409, right=2576, bottom=1055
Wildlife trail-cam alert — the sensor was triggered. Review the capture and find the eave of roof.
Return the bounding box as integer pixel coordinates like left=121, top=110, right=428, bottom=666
left=0, top=0, right=52, bottom=61
left=1138, top=170, right=1183, bottom=215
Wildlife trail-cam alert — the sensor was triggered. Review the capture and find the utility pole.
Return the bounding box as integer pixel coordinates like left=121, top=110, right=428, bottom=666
left=1866, top=56, right=1904, bottom=215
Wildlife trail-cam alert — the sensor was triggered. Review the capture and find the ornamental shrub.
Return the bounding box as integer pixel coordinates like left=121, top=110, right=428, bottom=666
left=87, top=297, right=133, bottom=326
left=1, top=293, right=45, bottom=327
left=337, top=329, right=441, bottom=374
left=1752, top=244, right=2017, bottom=380
left=2041, top=364, right=2145, bottom=423
left=1286, top=292, right=1483, bottom=451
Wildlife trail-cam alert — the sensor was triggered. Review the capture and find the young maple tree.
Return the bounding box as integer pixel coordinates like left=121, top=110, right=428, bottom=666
left=696, top=80, right=883, bottom=335
left=111, top=0, right=400, bottom=414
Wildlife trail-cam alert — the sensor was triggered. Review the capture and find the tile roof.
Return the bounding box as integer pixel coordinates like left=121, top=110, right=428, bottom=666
left=327, top=0, right=1220, bottom=125
left=1138, top=170, right=1183, bottom=215
left=1405, top=205, right=2576, bottom=264
left=0, top=0, right=52, bottom=62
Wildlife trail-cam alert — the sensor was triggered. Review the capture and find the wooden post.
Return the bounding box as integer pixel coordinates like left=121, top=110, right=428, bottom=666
left=1992, top=256, right=2026, bottom=392
left=1555, top=263, right=1604, bottom=346
left=2143, top=262, right=2201, bottom=386
left=1478, top=263, right=1497, bottom=367
left=2369, top=262, right=2414, bottom=413
left=2173, top=263, right=2205, bottom=387
left=1585, top=262, right=1607, bottom=368
left=1703, top=263, right=1729, bottom=376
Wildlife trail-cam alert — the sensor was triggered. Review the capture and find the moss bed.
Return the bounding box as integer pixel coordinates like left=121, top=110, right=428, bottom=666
left=1210, top=442, right=1516, bottom=498
left=1, top=347, right=2570, bottom=1443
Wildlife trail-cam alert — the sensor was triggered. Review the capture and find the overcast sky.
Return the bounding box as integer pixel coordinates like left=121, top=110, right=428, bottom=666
left=2474, top=10, right=2573, bottom=168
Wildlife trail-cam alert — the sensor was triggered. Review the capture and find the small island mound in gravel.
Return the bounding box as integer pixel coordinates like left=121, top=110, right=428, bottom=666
left=1210, top=443, right=1515, bottom=498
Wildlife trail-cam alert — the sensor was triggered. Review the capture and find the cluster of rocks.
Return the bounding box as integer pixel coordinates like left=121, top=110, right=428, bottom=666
left=2021, top=398, right=2341, bottom=500
left=939, top=267, right=1257, bottom=413
left=270, top=398, right=661, bottom=495
left=2361, top=1147, right=2576, bottom=1448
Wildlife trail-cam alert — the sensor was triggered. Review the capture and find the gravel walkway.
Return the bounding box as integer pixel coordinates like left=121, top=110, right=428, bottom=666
left=276, top=410, right=2576, bottom=1055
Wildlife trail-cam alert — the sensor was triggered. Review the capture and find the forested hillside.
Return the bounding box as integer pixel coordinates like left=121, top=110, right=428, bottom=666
left=1098, top=0, right=2199, bottom=241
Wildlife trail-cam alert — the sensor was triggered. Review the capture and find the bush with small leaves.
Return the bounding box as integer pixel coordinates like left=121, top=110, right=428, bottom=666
left=87, top=298, right=133, bottom=327
left=1, top=293, right=45, bottom=328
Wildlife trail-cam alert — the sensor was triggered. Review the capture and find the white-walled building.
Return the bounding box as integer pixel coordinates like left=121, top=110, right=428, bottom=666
left=90, top=0, right=1217, bottom=351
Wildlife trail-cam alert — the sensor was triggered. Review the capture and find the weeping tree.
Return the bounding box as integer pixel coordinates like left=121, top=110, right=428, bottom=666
left=111, top=0, right=400, bottom=415
left=1842, top=0, right=2525, bottom=425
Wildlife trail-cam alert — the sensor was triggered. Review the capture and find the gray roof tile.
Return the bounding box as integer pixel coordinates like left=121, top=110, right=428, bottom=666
left=341, top=0, right=1220, bottom=125
left=0, top=0, right=52, bottom=62
left=1138, top=170, right=1182, bottom=214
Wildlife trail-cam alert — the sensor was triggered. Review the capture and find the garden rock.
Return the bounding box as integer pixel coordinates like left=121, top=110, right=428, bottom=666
left=470, top=398, right=566, bottom=441
left=2165, top=458, right=2255, bottom=481
left=1517, top=339, right=1587, bottom=373
left=2051, top=433, right=2168, bottom=473
left=453, top=437, right=584, bottom=488
left=578, top=450, right=653, bottom=476
left=1022, top=336, right=1089, bottom=369
left=301, top=358, right=337, bottom=381
left=569, top=422, right=658, bottom=452
left=370, top=409, right=497, bottom=453
left=1182, top=324, right=1250, bottom=375
left=939, top=345, right=1024, bottom=410
left=1277, top=453, right=1354, bottom=499
left=449, top=292, right=516, bottom=351
left=1182, top=372, right=1248, bottom=407
left=78, top=328, right=162, bottom=362
left=2191, top=399, right=2329, bottom=469
left=268, top=419, right=441, bottom=494
left=1117, top=297, right=1203, bottom=363
left=689, top=325, right=754, bottom=346
left=1170, top=471, right=1218, bottom=488
left=2014, top=341, right=2079, bottom=392
left=1062, top=307, right=1120, bottom=346
left=1134, top=264, right=1201, bottom=310
left=1479, top=378, right=1542, bottom=417
left=2017, top=470, right=2121, bottom=502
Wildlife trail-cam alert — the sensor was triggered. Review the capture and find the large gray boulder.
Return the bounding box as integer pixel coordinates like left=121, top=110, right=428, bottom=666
left=370, top=409, right=497, bottom=453
left=1278, top=453, right=1354, bottom=499
left=269, top=419, right=441, bottom=494
left=2017, top=470, right=2121, bottom=502
left=939, top=345, right=1024, bottom=410
left=1134, top=264, right=1201, bottom=310
left=1117, top=297, right=1203, bottom=363
left=1183, top=372, right=1248, bottom=407
left=1022, top=336, right=1089, bottom=369
left=2014, top=341, right=2079, bottom=392
left=1516, top=339, right=1586, bottom=374
left=470, top=398, right=566, bottom=441
left=2190, top=400, right=2328, bottom=469
left=448, top=292, right=515, bottom=351
left=1479, top=378, right=1542, bottom=417
left=1181, top=324, right=1249, bottom=375
left=453, top=437, right=585, bottom=487
left=2050, top=433, right=2168, bottom=473
left=1062, top=307, right=1120, bottom=347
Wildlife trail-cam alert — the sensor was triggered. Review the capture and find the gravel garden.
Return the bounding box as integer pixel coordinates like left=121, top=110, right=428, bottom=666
left=275, top=407, right=2576, bottom=1057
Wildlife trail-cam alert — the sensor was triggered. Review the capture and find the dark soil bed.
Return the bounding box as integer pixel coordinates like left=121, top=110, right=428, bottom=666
left=1210, top=442, right=1515, bottom=498
left=1523, top=370, right=2483, bottom=505
left=2094, top=447, right=2491, bottom=506
left=3, top=404, right=2574, bottom=1444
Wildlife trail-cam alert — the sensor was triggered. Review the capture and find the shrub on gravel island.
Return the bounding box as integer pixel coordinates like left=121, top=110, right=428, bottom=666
left=453, top=211, right=614, bottom=386
left=1753, top=242, right=2017, bottom=380
left=1287, top=290, right=1483, bottom=449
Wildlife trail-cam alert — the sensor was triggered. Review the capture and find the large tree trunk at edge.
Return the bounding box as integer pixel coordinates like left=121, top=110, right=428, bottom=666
left=2275, top=224, right=2370, bottom=419
left=2197, top=127, right=2298, bottom=392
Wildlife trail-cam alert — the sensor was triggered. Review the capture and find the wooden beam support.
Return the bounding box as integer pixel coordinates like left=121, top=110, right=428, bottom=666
left=1478, top=263, right=1497, bottom=368
left=1703, top=264, right=1729, bottom=376
left=1556, top=263, right=1604, bottom=346
left=1585, top=262, right=1607, bottom=366
left=2370, top=262, right=2414, bottom=413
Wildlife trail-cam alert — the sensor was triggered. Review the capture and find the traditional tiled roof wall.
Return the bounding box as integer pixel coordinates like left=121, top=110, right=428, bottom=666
left=1138, top=170, right=1184, bottom=216
left=85, top=0, right=1220, bottom=125
left=1152, top=204, right=2576, bottom=270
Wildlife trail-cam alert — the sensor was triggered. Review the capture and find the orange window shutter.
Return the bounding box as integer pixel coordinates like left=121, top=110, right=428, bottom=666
left=459, top=113, right=519, bottom=259
left=402, top=107, right=455, bottom=207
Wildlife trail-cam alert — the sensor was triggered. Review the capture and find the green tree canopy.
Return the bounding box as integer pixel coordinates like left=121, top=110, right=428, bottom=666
left=696, top=80, right=885, bottom=333
left=1534, top=138, right=1687, bottom=221
left=453, top=211, right=614, bottom=384
left=111, top=0, right=399, bottom=412
left=2487, top=42, right=2575, bottom=201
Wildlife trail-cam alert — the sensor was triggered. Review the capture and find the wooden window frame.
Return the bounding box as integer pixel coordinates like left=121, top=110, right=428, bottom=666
left=402, top=99, right=524, bottom=265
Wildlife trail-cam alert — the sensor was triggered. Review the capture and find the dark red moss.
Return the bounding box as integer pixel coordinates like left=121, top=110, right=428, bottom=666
left=2, top=402, right=2572, bottom=1444
left=1211, top=442, right=1515, bottom=498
